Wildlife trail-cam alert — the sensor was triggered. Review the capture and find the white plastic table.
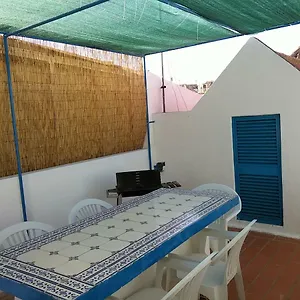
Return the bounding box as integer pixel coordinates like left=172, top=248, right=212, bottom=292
left=0, top=188, right=239, bottom=300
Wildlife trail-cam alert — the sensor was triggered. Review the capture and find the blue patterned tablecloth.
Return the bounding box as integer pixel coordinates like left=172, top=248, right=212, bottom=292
left=0, top=188, right=239, bottom=300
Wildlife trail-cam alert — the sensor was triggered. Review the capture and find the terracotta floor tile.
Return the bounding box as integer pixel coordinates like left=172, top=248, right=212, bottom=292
left=241, top=249, right=257, bottom=268
left=264, top=289, right=289, bottom=300
left=273, top=243, right=298, bottom=265
left=237, top=232, right=300, bottom=300
left=244, top=235, right=255, bottom=244
left=289, top=279, right=300, bottom=299
left=246, top=292, right=260, bottom=300
left=278, top=240, right=298, bottom=254
left=260, top=240, right=281, bottom=256
left=274, top=236, right=300, bottom=244
left=264, top=291, right=288, bottom=300
left=249, top=237, right=271, bottom=250
left=290, top=292, right=300, bottom=300
left=247, top=276, right=273, bottom=297
left=263, top=264, right=300, bottom=300
left=242, top=236, right=256, bottom=253
left=248, top=231, right=276, bottom=240
left=228, top=281, right=238, bottom=300
left=0, top=295, right=13, bottom=300
left=290, top=245, right=300, bottom=264
left=229, top=227, right=241, bottom=232
left=240, top=238, right=270, bottom=269
left=243, top=247, right=272, bottom=275
left=260, top=263, right=283, bottom=281
left=243, top=263, right=261, bottom=284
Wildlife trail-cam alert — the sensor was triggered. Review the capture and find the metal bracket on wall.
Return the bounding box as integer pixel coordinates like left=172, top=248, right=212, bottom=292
left=154, top=162, right=165, bottom=172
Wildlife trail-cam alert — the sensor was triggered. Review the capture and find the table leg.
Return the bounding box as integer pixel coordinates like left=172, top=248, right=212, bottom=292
left=117, top=195, right=122, bottom=206
left=218, top=219, right=228, bottom=261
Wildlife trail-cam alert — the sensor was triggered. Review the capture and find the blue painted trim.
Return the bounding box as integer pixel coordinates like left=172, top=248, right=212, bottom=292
left=0, top=275, right=52, bottom=300
left=232, top=114, right=283, bottom=226
left=157, top=0, right=244, bottom=35
left=5, top=0, right=111, bottom=37
left=232, top=117, right=239, bottom=197
left=276, top=114, right=284, bottom=226
left=3, top=36, right=28, bottom=222
left=77, top=196, right=239, bottom=299
left=143, top=57, right=152, bottom=170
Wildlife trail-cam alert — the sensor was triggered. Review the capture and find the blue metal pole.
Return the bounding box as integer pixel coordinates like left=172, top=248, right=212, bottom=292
left=143, top=57, right=153, bottom=170
left=3, top=36, right=28, bottom=221
left=6, top=0, right=110, bottom=37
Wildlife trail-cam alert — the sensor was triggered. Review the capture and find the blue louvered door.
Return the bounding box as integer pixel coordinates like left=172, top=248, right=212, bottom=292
left=232, top=114, right=283, bottom=226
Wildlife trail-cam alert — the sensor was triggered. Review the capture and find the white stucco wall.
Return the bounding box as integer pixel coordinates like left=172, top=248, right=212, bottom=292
left=0, top=150, right=148, bottom=230
left=152, top=38, right=300, bottom=235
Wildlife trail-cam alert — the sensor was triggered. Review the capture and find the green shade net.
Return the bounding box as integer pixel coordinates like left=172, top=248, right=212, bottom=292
left=1, top=0, right=300, bottom=56
left=173, top=0, right=300, bottom=34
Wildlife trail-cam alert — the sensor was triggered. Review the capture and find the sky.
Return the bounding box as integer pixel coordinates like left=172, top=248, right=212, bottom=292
left=146, top=24, right=300, bottom=85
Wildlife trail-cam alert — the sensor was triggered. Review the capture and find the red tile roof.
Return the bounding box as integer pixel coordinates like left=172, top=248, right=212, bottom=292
left=277, top=52, right=300, bottom=71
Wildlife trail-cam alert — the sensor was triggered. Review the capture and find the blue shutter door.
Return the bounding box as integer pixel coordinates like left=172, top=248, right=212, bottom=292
left=232, top=114, right=283, bottom=226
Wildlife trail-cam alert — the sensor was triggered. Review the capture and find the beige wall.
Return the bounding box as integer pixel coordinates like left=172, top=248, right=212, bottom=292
left=152, top=38, right=300, bottom=235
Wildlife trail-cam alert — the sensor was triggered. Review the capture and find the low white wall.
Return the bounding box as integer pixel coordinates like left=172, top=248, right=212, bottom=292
left=152, top=38, right=300, bottom=235
left=0, top=150, right=149, bottom=230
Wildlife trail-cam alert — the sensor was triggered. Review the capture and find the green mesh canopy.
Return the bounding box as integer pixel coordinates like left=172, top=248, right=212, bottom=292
left=1, top=0, right=300, bottom=56
left=173, top=0, right=300, bottom=34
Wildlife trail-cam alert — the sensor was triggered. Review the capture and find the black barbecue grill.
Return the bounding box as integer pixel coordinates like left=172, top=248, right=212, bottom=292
left=116, top=170, right=162, bottom=198
left=106, top=170, right=181, bottom=205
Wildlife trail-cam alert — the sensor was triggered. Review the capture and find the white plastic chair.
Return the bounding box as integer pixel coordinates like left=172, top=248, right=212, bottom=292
left=192, top=183, right=242, bottom=253
left=164, top=220, right=257, bottom=300
left=0, top=221, right=54, bottom=250
left=68, top=198, right=113, bottom=224
left=113, top=252, right=215, bottom=300
left=193, top=184, right=242, bottom=225
left=0, top=221, right=54, bottom=300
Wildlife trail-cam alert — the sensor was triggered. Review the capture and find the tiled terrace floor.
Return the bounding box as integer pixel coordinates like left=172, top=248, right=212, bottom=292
left=229, top=230, right=300, bottom=300
left=1, top=230, right=300, bottom=300
left=0, top=293, right=12, bottom=300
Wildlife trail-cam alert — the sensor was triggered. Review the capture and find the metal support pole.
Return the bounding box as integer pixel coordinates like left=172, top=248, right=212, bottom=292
left=143, top=57, right=153, bottom=170
left=3, top=36, right=28, bottom=221
left=161, top=53, right=166, bottom=113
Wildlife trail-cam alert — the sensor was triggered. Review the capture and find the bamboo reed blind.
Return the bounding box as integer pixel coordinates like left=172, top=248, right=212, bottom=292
left=0, top=37, right=146, bottom=177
